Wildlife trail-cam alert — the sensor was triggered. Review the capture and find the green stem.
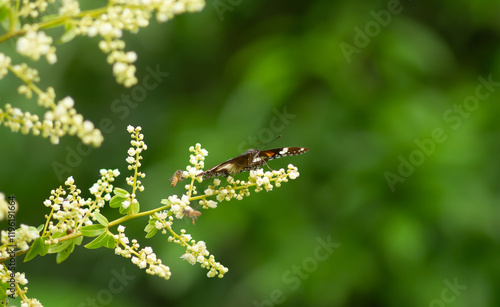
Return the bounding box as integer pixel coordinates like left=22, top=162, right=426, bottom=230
left=108, top=203, right=171, bottom=227
left=42, top=207, right=55, bottom=237
left=10, top=0, right=20, bottom=32
left=0, top=7, right=107, bottom=44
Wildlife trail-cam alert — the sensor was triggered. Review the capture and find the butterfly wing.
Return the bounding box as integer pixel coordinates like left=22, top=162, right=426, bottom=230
left=198, top=153, right=252, bottom=179
left=257, top=147, right=309, bottom=161
left=198, top=147, right=309, bottom=179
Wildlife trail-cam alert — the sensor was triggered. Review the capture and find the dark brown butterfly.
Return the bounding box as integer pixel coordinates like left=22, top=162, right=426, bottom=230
left=198, top=147, right=309, bottom=180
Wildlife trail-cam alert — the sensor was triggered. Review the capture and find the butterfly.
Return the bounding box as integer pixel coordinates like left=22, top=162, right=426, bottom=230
left=198, top=147, right=309, bottom=180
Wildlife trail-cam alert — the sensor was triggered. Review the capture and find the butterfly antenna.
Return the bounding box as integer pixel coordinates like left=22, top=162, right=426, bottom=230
left=257, top=135, right=282, bottom=149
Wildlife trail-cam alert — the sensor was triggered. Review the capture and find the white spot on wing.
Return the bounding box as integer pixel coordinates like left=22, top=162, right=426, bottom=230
left=279, top=147, right=289, bottom=155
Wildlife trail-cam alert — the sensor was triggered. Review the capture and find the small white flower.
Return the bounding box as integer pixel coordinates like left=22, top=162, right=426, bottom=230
left=125, top=51, right=137, bottom=63
left=16, top=31, right=54, bottom=62
left=89, top=183, right=99, bottom=195
left=155, top=220, right=163, bottom=229
left=59, top=0, right=80, bottom=16
left=0, top=53, right=11, bottom=79
left=61, top=96, right=74, bottom=108
left=113, top=62, right=127, bottom=74
left=121, top=200, right=130, bottom=209
left=65, top=176, right=74, bottom=185
left=206, top=200, right=217, bottom=208
left=181, top=253, right=196, bottom=265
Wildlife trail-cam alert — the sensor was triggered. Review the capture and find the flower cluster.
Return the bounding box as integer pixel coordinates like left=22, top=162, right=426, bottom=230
left=0, top=0, right=205, bottom=146
left=149, top=206, right=225, bottom=278
left=171, top=230, right=228, bottom=278
left=114, top=226, right=171, bottom=280
left=16, top=28, right=57, bottom=64
left=126, top=125, right=146, bottom=188
left=0, top=192, right=16, bottom=222
left=167, top=194, right=194, bottom=219
left=59, top=0, right=80, bottom=16
left=188, top=143, right=209, bottom=173
left=41, top=169, right=119, bottom=237
left=71, top=0, right=205, bottom=86
left=43, top=179, right=88, bottom=235
left=89, top=169, right=120, bottom=210
left=0, top=53, right=11, bottom=78
left=152, top=211, right=173, bottom=233
left=0, top=268, right=39, bottom=306
left=0, top=88, right=104, bottom=146
left=197, top=164, right=301, bottom=209
left=0, top=225, right=39, bottom=258
left=119, top=125, right=147, bottom=211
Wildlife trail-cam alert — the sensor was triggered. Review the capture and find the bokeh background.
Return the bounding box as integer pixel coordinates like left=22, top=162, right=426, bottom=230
left=1, top=0, right=500, bottom=306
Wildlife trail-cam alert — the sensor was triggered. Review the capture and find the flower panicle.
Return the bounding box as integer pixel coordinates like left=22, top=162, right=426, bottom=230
left=170, top=229, right=228, bottom=278
left=114, top=225, right=171, bottom=280
left=0, top=0, right=206, bottom=146
left=198, top=164, right=301, bottom=207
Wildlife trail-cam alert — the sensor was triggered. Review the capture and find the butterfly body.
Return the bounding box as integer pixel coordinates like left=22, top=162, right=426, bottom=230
left=198, top=147, right=309, bottom=180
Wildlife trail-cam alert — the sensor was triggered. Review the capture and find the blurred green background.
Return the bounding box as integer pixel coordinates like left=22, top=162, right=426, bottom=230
left=1, top=0, right=500, bottom=306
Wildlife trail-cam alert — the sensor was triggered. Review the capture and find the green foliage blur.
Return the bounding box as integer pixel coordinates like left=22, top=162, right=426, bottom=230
left=1, top=0, right=500, bottom=306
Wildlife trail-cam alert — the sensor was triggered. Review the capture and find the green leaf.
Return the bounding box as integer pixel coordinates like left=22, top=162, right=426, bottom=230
left=56, top=240, right=76, bottom=264
left=103, top=233, right=115, bottom=249
left=0, top=280, right=8, bottom=300
left=145, top=228, right=157, bottom=239
left=24, top=237, right=43, bottom=262
left=119, top=203, right=131, bottom=215
left=39, top=238, right=49, bottom=256
left=144, top=217, right=158, bottom=238
left=110, top=195, right=126, bottom=208
left=84, top=232, right=108, bottom=249
left=160, top=199, right=170, bottom=205
left=94, top=212, right=109, bottom=226
left=114, top=187, right=129, bottom=197
left=131, top=201, right=140, bottom=215
left=36, top=224, right=44, bottom=232
left=81, top=224, right=106, bottom=237
left=148, top=217, right=158, bottom=226
left=41, top=14, right=59, bottom=22
left=85, top=232, right=115, bottom=249
left=144, top=223, right=155, bottom=233
left=57, top=24, right=77, bottom=44
left=48, top=239, right=73, bottom=253
left=0, top=5, right=10, bottom=32
left=52, top=231, right=66, bottom=239
left=75, top=236, right=83, bottom=245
